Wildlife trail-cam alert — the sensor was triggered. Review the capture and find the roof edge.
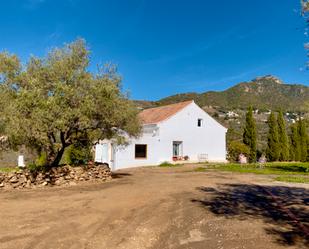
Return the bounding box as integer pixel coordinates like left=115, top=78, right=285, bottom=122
left=139, top=100, right=194, bottom=125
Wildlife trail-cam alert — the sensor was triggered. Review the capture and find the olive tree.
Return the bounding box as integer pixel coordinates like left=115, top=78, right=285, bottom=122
left=0, top=39, right=141, bottom=168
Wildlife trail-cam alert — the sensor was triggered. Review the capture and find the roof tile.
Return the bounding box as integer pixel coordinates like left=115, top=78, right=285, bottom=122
left=138, top=100, right=193, bottom=125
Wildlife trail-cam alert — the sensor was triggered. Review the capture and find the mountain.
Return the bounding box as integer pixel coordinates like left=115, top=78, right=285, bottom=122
left=137, top=76, right=309, bottom=112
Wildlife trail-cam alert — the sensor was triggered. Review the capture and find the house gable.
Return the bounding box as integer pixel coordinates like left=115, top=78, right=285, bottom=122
left=155, top=101, right=227, bottom=132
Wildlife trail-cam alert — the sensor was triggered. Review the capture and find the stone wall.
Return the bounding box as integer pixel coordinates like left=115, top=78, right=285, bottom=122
left=0, top=164, right=112, bottom=190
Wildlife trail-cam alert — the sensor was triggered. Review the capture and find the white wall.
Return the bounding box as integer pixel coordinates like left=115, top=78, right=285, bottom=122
left=112, top=132, right=162, bottom=170
left=157, top=102, right=227, bottom=162
left=112, top=102, right=227, bottom=170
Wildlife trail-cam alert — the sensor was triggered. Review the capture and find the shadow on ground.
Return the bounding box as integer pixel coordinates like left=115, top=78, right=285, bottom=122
left=111, top=172, right=132, bottom=179
left=192, top=184, right=309, bottom=247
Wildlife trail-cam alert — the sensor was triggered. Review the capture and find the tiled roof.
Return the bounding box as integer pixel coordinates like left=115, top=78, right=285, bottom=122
left=138, top=100, right=193, bottom=125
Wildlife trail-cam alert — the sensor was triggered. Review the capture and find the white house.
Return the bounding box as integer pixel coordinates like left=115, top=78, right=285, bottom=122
left=95, top=100, right=227, bottom=170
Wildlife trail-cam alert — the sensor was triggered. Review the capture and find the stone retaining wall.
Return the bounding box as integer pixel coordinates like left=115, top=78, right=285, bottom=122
left=0, top=164, right=112, bottom=190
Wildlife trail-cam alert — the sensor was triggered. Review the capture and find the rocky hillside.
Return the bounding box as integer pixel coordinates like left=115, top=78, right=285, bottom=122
left=137, top=76, right=309, bottom=112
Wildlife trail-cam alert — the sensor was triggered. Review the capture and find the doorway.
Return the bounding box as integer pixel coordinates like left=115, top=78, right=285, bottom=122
left=95, top=143, right=109, bottom=164
left=173, top=141, right=183, bottom=158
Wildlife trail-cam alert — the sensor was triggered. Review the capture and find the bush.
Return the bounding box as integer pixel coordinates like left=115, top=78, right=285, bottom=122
left=35, top=152, right=47, bottom=167
left=159, top=161, right=175, bottom=167
left=27, top=162, right=44, bottom=172
left=25, top=152, right=47, bottom=172
left=64, top=143, right=92, bottom=166
left=228, top=141, right=250, bottom=162
left=159, top=161, right=173, bottom=167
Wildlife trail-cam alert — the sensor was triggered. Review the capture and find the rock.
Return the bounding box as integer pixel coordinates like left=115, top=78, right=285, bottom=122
left=12, top=182, right=21, bottom=188
left=25, top=180, right=31, bottom=188
left=9, top=176, right=18, bottom=183
left=7, top=173, right=15, bottom=179
left=64, top=175, right=71, bottom=180
left=54, top=180, right=61, bottom=185
left=0, top=165, right=111, bottom=190
left=29, top=174, right=36, bottom=183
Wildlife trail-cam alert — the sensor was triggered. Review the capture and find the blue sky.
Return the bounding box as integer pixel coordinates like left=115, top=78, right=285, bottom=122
left=0, top=0, right=308, bottom=100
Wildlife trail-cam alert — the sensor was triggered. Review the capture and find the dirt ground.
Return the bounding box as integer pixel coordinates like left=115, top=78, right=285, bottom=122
left=0, top=164, right=308, bottom=249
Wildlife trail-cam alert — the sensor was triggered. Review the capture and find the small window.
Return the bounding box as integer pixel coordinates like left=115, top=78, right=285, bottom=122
left=135, top=144, right=147, bottom=159
left=197, top=118, right=203, bottom=127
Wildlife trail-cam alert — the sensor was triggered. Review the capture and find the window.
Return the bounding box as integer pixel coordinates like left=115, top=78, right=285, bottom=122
left=197, top=118, right=203, bottom=127
left=135, top=144, right=147, bottom=159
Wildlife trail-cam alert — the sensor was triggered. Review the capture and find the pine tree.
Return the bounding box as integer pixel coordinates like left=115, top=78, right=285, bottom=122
left=277, top=111, right=289, bottom=161
left=298, top=119, right=308, bottom=162
left=266, top=112, right=280, bottom=161
left=243, top=106, right=257, bottom=162
left=289, top=124, right=301, bottom=161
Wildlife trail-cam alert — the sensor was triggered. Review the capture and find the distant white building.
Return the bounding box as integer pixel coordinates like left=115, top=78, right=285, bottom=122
left=226, top=111, right=239, bottom=118
left=95, top=100, right=227, bottom=170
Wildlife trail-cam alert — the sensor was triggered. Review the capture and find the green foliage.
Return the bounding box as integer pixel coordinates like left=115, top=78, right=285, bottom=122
left=290, top=124, right=301, bottom=161
left=0, top=39, right=141, bottom=168
left=64, top=143, right=91, bottom=165
left=274, top=175, right=309, bottom=184
left=227, top=140, right=250, bottom=162
left=0, top=167, right=18, bottom=173
left=204, top=162, right=309, bottom=175
left=266, top=112, right=280, bottom=161
left=298, top=119, right=308, bottom=162
left=35, top=152, right=47, bottom=167
left=243, top=106, right=257, bottom=162
left=289, top=120, right=308, bottom=162
left=159, top=161, right=177, bottom=167
left=195, top=167, right=207, bottom=172
left=307, top=136, right=309, bottom=162
left=27, top=162, right=44, bottom=172
left=277, top=111, right=289, bottom=161
left=147, top=76, right=309, bottom=112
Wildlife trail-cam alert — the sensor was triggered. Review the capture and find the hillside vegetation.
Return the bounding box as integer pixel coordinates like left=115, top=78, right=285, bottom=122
left=137, top=76, right=309, bottom=112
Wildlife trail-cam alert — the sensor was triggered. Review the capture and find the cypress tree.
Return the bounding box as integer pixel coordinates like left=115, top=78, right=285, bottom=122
left=289, top=124, right=301, bottom=161
left=298, top=119, right=308, bottom=162
left=277, top=111, right=289, bottom=161
left=307, top=135, right=309, bottom=162
left=289, top=135, right=295, bottom=162
left=266, top=112, right=280, bottom=161
left=243, top=106, right=257, bottom=162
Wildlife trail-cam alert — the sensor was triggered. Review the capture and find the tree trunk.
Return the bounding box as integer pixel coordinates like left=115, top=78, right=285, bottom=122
left=46, top=131, right=70, bottom=168
left=50, top=146, right=66, bottom=167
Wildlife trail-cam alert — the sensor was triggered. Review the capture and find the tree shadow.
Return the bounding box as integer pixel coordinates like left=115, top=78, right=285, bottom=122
left=111, top=172, right=132, bottom=179
left=192, top=184, right=309, bottom=247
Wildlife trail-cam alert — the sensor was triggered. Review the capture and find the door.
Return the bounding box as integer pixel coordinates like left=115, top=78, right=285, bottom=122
left=173, top=141, right=183, bottom=157
left=95, top=143, right=109, bottom=163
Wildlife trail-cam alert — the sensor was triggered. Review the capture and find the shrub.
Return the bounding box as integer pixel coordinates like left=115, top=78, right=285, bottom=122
left=228, top=141, right=250, bottom=163
left=25, top=152, right=47, bottom=172
left=35, top=152, right=47, bottom=167
left=27, top=162, right=44, bottom=172
left=159, top=161, right=174, bottom=167
left=64, top=143, right=92, bottom=166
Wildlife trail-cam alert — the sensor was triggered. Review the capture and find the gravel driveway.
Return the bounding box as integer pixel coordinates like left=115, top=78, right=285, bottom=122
left=0, top=165, right=308, bottom=249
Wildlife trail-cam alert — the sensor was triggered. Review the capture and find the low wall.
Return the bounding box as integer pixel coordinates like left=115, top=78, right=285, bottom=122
left=0, top=164, right=112, bottom=190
